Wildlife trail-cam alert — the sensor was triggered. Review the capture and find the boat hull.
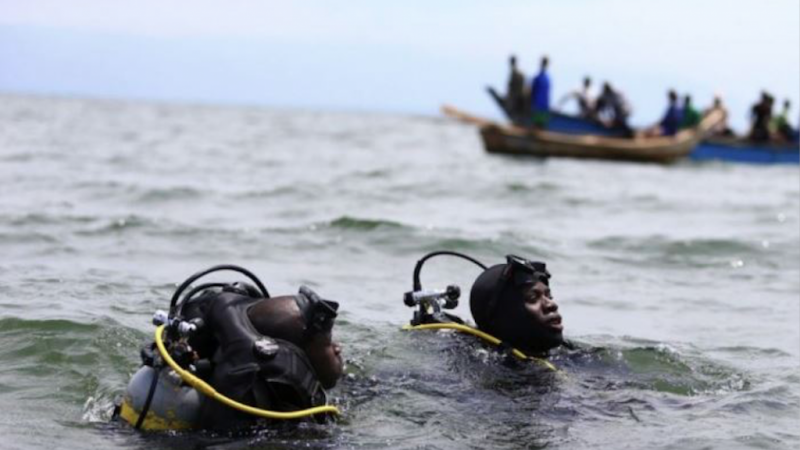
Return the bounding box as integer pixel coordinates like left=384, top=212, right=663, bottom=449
left=691, top=137, right=799, bottom=164
left=480, top=125, right=696, bottom=164
left=443, top=105, right=721, bottom=164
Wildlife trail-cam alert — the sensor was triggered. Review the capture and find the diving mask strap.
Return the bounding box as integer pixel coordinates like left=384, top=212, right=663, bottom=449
left=296, top=286, right=339, bottom=339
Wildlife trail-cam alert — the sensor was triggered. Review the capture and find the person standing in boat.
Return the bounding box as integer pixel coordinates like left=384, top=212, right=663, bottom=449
left=529, top=56, right=551, bottom=128
left=505, top=55, right=527, bottom=123
left=654, top=89, right=682, bottom=136
left=680, top=95, right=701, bottom=129
left=557, top=76, right=595, bottom=119
left=594, top=82, right=632, bottom=134
left=748, top=92, right=774, bottom=142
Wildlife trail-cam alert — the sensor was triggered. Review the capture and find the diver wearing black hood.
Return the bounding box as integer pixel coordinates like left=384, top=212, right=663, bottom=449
left=469, top=256, right=563, bottom=355
left=403, top=252, right=564, bottom=363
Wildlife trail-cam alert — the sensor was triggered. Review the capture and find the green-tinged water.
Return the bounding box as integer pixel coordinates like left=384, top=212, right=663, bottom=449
left=1, top=94, right=798, bottom=449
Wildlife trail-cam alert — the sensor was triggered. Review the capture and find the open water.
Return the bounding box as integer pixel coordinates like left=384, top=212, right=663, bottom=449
left=0, top=94, right=798, bottom=450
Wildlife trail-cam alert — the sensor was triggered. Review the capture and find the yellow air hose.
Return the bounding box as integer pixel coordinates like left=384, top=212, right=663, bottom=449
left=153, top=324, right=340, bottom=419
left=401, top=323, right=557, bottom=372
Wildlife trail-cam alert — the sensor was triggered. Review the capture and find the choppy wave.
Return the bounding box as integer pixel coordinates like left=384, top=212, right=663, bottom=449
left=505, top=181, right=561, bottom=193
left=339, top=329, right=777, bottom=449
left=0, top=317, right=142, bottom=423
left=589, top=235, right=760, bottom=256
left=328, top=216, right=407, bottom=231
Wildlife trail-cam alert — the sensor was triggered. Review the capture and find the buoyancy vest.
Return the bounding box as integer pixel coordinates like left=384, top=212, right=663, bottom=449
left=193, top=290, right=328, bottom=430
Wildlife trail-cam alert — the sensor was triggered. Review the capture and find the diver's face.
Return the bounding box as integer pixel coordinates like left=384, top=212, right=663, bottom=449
left=522, top=281, right=563, bottom=341
left=304, top=331, right=344, bottom=389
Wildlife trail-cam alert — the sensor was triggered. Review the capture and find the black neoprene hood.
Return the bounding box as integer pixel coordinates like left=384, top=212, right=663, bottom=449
left=469, top=255, right=551, bottom=336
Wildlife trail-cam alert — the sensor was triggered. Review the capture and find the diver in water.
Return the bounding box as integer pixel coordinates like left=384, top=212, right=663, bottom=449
left=403, top=252, right=565, bottom=367
left=118, top=265, right=343, bottom=432
left=469, top=256, right=563, bottom=356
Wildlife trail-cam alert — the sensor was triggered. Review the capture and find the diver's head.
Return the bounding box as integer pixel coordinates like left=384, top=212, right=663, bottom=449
left=248, top=293, right=344, bottom=389
left=469, top=255, right=563, bottom=354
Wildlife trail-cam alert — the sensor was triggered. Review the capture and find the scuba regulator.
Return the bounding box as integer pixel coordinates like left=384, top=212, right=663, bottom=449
left=402, top=251, right=558, bottom=371
left=118, top=264, right=341, bottom=432
left=403, top=250, right=487, bottom=325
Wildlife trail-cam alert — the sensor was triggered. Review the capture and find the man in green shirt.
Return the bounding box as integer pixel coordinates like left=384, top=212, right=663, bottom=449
left=680, top=95, right=701, bottom=129
left=771, top=99, right=796, bottom=141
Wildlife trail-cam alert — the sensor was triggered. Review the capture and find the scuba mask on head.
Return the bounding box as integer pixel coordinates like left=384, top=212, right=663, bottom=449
left=296, top=286, right=339, bottom=339
left=482, top=254, right=551, bottom=324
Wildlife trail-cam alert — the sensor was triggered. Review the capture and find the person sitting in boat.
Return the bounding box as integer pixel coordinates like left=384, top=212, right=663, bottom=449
left=771, top=99, right=797, bottom=142
left=703, top=95, right=734, bottom=137
left=529, top=56, right=552, bottom=128
left=557, top=76, right=595, bottom=119
left=118, top=266, right=344, bottom=432
left=594, top=82, right=632, bottom=134
left=748, top=91, right=774, bottom=142
left=505, top=55, right=527, bottom=123
left=680, top=95, right=701, bottom=129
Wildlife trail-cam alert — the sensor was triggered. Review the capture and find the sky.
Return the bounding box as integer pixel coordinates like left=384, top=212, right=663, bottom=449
left=1, top=0, right=798, bottom=131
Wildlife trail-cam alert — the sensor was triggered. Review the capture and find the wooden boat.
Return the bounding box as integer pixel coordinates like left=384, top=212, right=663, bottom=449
left=488, top=85, right=800, bottom=165
left=691, top=137, right=799, bottom=164
left=442, top=105, right=724, bottom=164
